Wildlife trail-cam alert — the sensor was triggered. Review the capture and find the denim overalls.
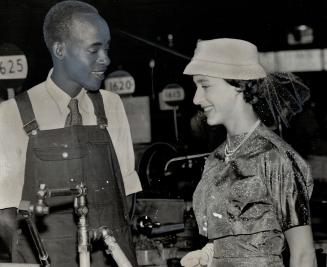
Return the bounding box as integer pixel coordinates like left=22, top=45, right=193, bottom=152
left=12, top=91, right=137, bottom=266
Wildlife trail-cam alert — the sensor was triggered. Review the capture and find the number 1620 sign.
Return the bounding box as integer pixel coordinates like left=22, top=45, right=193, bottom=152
left=105, top=76, right=135, bottom=95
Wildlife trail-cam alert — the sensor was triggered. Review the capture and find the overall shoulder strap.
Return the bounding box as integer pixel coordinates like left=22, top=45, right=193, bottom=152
left=15, top=91, right=39, bottom=135
left=87, top=91, right=108, bottom=127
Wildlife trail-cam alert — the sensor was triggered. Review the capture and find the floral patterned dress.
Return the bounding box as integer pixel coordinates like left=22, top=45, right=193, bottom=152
left=193, top=124, right=313, bottom=267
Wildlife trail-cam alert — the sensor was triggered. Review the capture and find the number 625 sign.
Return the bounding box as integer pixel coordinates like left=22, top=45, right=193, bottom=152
left=0, top=55, right=28, bottom=80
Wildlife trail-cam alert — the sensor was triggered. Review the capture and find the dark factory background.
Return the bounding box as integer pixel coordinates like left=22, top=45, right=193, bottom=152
left=1, top=0, right=327, bottom=266
left=2, top=0, right=327, bottom=145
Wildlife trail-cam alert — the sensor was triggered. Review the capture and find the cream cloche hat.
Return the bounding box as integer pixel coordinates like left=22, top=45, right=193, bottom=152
left=184, top=38, right=267, bottom=80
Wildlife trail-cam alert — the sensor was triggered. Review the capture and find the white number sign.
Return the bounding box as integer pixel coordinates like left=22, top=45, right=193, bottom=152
left=105, top=76, right=135, bottom=95
left=162, top=87, right=185, bottom=102
left=0, top=55, right=28, bottom=80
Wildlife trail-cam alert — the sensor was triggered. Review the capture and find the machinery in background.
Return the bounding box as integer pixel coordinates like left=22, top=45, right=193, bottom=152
left=136, top=142, right=209, bottom=200
left=133, top=142, right=210, bottom=266
left=132, top=199, right=206, bottom=267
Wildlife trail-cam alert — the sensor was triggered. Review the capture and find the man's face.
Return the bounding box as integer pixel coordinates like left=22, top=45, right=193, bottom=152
left=61, top=13, right=110, bottom=91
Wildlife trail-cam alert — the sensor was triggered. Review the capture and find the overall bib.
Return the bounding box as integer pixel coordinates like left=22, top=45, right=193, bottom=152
left=12, top=91, right=137, bottom=266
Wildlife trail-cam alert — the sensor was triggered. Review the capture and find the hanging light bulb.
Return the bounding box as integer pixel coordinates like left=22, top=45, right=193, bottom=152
left=168, top=34, right=174, bottom=47
left=287, top=24, right=314, bottom=45
left=149, top=59, right=155, bottom=69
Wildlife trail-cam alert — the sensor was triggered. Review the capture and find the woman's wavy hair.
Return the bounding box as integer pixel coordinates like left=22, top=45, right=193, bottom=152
left=225, top=73, right=310, bottom=128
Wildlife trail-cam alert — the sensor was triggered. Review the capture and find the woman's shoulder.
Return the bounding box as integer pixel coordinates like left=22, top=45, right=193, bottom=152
left=256, top=124, right=306, bottom=162
left=256, top=125, right=312, bottom=187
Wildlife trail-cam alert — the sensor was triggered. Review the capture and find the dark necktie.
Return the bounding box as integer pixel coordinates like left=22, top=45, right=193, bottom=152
left=65, top=98, right=83, bottom=127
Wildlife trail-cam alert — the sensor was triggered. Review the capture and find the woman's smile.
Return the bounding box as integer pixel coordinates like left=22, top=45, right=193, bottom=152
left=203, top=105, right=214, bottom=114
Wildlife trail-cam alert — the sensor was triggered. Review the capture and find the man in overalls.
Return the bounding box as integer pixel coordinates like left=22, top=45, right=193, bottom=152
left=0, top=1, right=142, bottom=266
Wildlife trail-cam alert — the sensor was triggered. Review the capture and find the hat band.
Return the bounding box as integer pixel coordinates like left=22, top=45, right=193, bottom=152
left=192, top=58, right=261, bottom=67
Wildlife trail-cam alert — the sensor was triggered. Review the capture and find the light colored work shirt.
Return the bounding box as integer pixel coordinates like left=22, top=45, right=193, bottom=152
left=0, top=70, right=142, bottom=209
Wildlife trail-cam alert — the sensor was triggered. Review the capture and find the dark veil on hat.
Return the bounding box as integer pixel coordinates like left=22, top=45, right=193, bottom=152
left=258, top=72, right=310, bottom=128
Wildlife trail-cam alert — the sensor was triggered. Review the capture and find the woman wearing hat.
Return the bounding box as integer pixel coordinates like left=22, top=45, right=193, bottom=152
left=180, top=38, right=317, bottom=267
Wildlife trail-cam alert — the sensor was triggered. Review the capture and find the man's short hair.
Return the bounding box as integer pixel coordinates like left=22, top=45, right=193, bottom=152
left=43, top=0, right=98, bottom=50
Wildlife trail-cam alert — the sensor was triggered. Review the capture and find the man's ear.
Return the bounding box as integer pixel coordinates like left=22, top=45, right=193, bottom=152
left=52, top=42, right=65, bottom=60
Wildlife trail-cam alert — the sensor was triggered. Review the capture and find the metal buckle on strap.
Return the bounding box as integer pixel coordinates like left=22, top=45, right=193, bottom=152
left=98, top=117, right=108, bottom=129
left=99, top=123, right=108, bottom=129
left=23, top=119, right=39, bottom=136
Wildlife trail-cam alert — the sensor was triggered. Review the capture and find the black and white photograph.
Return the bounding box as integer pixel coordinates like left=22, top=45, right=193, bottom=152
left=0, top=0, right=326, bottom=266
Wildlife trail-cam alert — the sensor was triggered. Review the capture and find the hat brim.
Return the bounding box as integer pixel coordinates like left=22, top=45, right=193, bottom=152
left=183, top=59, right=267, bottom=80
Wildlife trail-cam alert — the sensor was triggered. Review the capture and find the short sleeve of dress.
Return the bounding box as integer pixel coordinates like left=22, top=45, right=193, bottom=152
left=261, top=148, right=313, bottom=232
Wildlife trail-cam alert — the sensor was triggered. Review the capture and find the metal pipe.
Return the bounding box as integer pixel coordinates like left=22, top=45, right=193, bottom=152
left=24, top=216, right=51, bottom=267
left=101, top=228, right=132, bottom=267
left=151, top=223, right=184, bottom=235
left=48, top=188, right=82, bottom=197
left=18, top=201, right=51, bottom=267
left=37, top=184, right=82, bottom=199
left=79, top=250, right=90, bottom=267
left=164, top=152, right=210, bottom=173
left=173, top=107, right=179, bottom=142
left=78, top=214, right=90, bottom=267
left=33, top=183, right=91, bottom=267
left=74, top=183, right=90, bottom=267
left=89, top=227, right=132, bottom=267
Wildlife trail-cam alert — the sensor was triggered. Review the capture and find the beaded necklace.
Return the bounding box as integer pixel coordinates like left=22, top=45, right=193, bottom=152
left=224, top=120, right=261, bottom=163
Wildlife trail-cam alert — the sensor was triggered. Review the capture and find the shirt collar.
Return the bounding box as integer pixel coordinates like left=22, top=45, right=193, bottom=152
left=45, top=68, right=88, bottom=114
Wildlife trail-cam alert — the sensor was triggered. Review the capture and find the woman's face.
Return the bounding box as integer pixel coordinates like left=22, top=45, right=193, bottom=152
left=193, top=75, right=237, bottom=126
